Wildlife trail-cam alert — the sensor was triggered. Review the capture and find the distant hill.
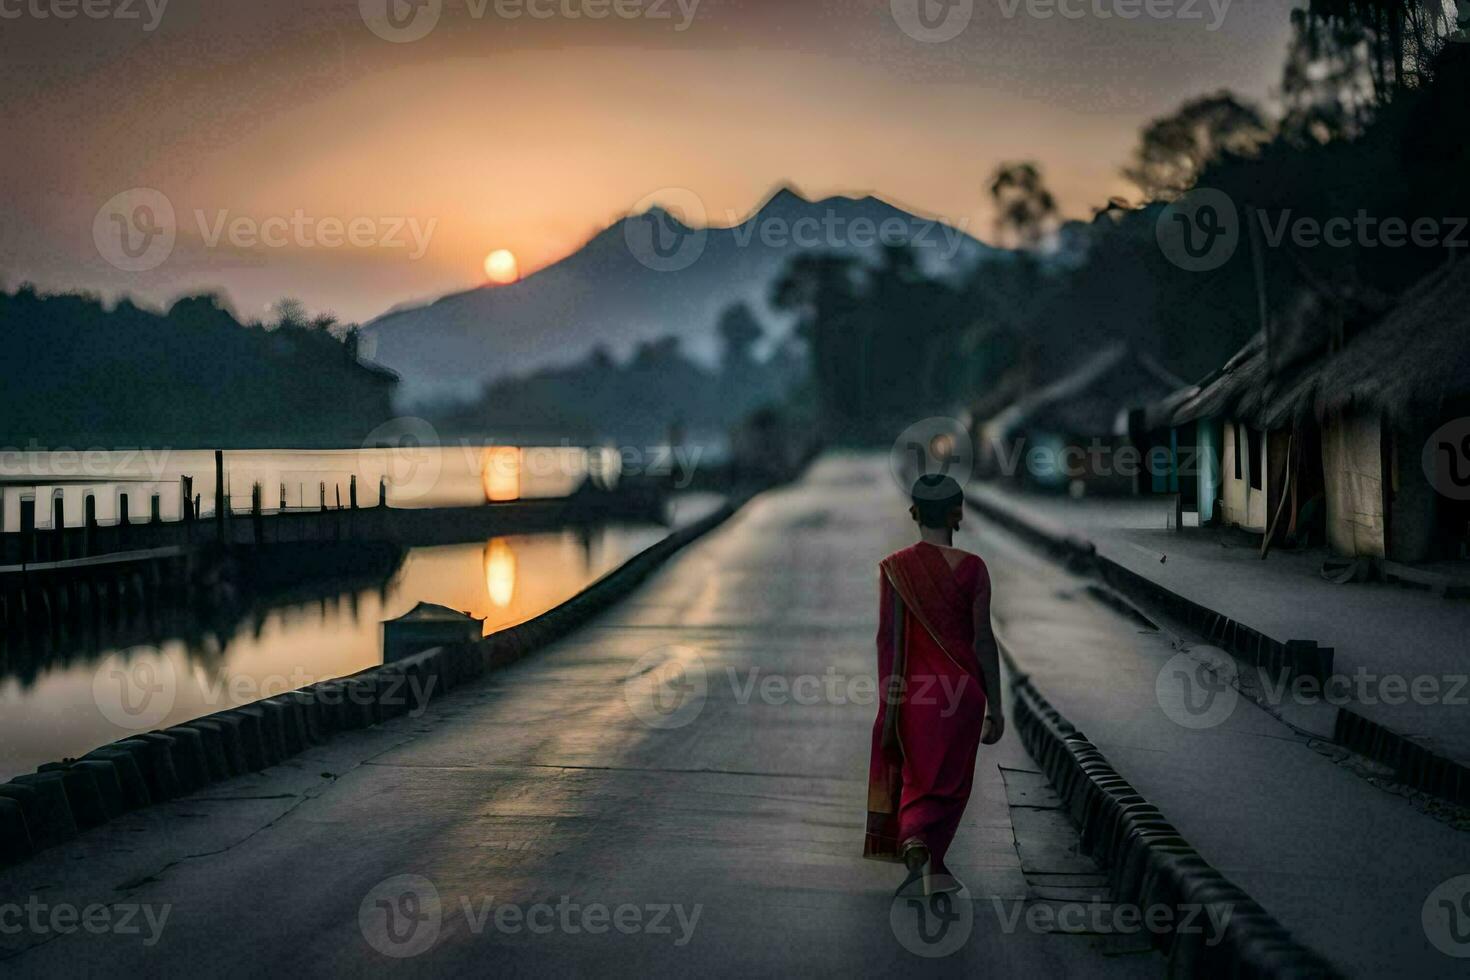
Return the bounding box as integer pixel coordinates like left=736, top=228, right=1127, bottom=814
left=362, top=187, right=991, bottom=405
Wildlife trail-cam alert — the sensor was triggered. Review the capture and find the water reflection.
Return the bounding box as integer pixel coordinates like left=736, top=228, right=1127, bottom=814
left=0, top=523, right=673, bottom=781
left=484, top=538, right=517, bottom=608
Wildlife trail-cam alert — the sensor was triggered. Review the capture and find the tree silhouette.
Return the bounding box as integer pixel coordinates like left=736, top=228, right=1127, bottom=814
left=1123, top=92, right=1272, bottom=200
left=988, top=162, right=1058, bottom=249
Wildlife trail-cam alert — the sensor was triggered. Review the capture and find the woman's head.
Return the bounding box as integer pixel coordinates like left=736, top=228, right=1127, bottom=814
left=910, top=474, right=964, bottom=530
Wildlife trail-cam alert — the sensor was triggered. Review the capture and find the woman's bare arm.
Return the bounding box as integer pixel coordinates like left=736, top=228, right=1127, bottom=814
left=973, top=571, right=1005, bottom=744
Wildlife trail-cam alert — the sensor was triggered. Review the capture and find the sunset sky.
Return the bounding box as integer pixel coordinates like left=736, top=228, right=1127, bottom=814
left=0, top=0, right=1297, bottom=325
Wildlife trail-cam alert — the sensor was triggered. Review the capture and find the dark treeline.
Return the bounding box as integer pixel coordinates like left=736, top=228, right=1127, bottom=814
left=778, top=1, right=1470, bottom=440
left=0, top=289, right=398, bottom=448
left=434, top=303, right=805, bottom=445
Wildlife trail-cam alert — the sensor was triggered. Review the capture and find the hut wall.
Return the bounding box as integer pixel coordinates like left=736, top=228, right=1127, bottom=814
left=1221, top=420, right=1268, bottom=532
left=1388, top=418, right=1439, bottom=563
left=1323, top=410, right=1387, bottom=559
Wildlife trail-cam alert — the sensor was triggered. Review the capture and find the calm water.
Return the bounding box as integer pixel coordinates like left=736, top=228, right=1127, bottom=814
left=0, top=445, right=625, bottom=531
left=0, top=494, right=724, bottom=781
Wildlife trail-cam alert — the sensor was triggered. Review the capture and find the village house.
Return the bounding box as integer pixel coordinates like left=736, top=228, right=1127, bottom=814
left=1132, top=259, right=1470, bottom=566
left=975, top=343, right=1183, bottom=496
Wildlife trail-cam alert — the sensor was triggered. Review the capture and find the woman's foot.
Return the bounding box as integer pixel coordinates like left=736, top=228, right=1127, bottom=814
left=896, top=838, right=932, bottom=896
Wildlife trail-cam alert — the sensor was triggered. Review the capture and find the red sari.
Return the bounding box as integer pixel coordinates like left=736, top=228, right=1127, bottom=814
left=864, top=542, right=990, bottom=873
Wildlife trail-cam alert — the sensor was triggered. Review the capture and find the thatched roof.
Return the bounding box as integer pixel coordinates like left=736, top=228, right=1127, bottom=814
left=1151, top=260, right=1468, bottom=431
left=990, top=343, right=1185, bottom=439
left=1312, top=260, right=1470, bottom=423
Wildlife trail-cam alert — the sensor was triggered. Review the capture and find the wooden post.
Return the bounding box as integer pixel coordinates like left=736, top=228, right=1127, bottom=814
left=214, top=450, right=226, bottom=541
left=280, top=483, right=287, bottom=513
left=320, top=482, right=327, bottom=512
left=350, top=474, right=358, bottom=510
left=251, top=482, right=264, bottom=546
left=379, top=475, right=388, bottom=508
left=335, top=485, right=342, bottom=510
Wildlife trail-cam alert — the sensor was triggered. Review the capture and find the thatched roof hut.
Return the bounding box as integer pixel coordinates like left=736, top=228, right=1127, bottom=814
left=1311, top=260, right=1470, bottom=425
left=989, top=343, right=1184, bottom=441
left=1149, top=260, right=1464, bottom=433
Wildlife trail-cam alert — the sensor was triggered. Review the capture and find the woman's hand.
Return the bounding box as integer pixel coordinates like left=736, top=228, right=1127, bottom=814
left=980, top=710, right=1005, bottom=745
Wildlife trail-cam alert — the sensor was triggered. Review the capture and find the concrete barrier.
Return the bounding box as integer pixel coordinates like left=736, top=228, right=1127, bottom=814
left=237, top=705, right=285, bottom=766
left=0, top=797, right=32, bottom=867
left=263, top=698, right=306, bottom=755
left=217, top=709, right=269, bottom=772
left=154, top=727, right=209, bottom=794
left=1007, top=669, right=1337, bottom=978
left=172, top=723, right=230, bottom=783
left=42, top=760, right=126, bottom=823
left=115, top=736, right=181, bottom=802
left=0, top=776, right=77, bottom=849
left=81, top=747, right=152, bottom=810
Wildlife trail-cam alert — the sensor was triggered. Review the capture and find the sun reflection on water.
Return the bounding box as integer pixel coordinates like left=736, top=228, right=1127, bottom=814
left=483, top=538, right=517, bottom=608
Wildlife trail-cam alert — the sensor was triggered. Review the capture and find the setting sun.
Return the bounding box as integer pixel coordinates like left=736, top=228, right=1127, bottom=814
left=484, top=249, right=520, bottom=285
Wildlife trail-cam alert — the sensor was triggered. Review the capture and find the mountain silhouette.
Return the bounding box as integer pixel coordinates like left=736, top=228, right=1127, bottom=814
left=361, top=186, right=990, bottom=404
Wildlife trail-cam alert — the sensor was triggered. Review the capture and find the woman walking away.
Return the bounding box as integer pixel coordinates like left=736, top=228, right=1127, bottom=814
left=864, top=474, right=1004, bottom=896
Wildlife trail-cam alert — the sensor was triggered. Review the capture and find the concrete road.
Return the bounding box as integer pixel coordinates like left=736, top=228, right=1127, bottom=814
left=1, top=456, right=1158, bottom=978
